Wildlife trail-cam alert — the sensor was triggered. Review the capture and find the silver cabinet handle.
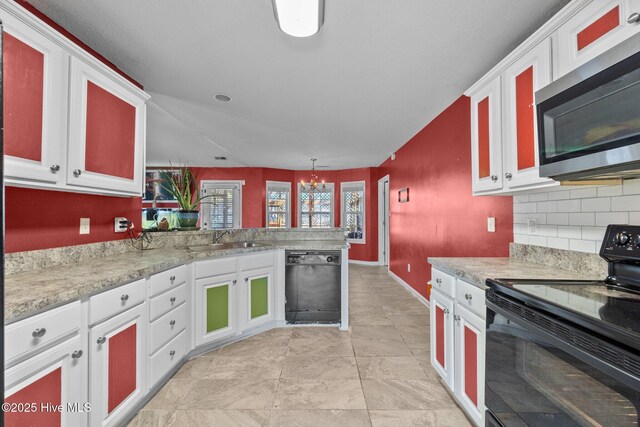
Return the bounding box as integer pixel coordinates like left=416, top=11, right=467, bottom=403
left=169, top=320, right=176, bottom=327
left=72, top=350, right=83, bottom=359
left=97, top=337, right=106, bottom=345
left=50, top=164, right=60, bottom=173
left=73, top=169, right=82, bottom=177
left=170, top=296, right=176, bottom=304
left=170, top=275, right=176, bottom=282
left=32, top=328, right=47, bottom=338
left=443, top=308, right=450, bottom=315
left=490, top=175, right=498, bottom=182
left=435, top=278, right=442, bottom=284
left=628, top=12, right=640, bottom=23
left=454, top=314, right=461, bottom=322
left=232, top=279, right=237, bottom=285
left=505, top=172, right=512, bottom=180
left=121, top=294, right=129, bottom=302
left=169, top=350, right=176, bottom=357
left=244, top=277, right=249, bottom=282
left=465, top=294, right=472, bottom=301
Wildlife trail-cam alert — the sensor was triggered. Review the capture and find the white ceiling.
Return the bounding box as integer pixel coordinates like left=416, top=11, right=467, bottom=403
left=28, top=0, right=570, bottom=169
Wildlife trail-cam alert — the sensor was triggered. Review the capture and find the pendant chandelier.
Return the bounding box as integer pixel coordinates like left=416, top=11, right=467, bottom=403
left=300, top=158, right=326, bottom=191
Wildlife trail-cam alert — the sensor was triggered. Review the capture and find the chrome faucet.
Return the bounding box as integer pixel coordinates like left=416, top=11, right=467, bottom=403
left=213, top=229, right=234, bottom=243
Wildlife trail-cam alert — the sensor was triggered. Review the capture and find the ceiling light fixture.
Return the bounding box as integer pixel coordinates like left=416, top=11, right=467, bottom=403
left=214, top=94, right=231, bottom=102
left=300, top=158, right=326, bottom=191
left=272, top=0, right=324, bottom=38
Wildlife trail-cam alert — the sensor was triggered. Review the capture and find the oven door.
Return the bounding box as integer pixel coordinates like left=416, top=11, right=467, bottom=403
left=485, top=292, right=640, bottom=426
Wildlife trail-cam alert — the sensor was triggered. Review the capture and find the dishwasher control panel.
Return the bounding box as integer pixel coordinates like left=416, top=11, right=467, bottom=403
left=286, top=251, right=341, bottom=265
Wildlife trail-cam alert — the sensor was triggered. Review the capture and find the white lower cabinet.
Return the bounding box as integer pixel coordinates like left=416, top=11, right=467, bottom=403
left=195, top=272, right=239, bottom=347
left=431, top=270, right=486, bottom=427
left=240, top=266, right=275, bottom=331
left=4, top=335, right=87, bottom=427
left=89, top=302, right=147, bottom=427
left=149, top=330, right=187, bottom=387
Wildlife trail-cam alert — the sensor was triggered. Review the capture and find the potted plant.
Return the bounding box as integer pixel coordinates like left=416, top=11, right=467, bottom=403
left=158, top=165, right=207, bottom=229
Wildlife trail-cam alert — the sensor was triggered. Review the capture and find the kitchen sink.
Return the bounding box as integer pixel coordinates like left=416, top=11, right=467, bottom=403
left=187, top=241, right=269, bottom=252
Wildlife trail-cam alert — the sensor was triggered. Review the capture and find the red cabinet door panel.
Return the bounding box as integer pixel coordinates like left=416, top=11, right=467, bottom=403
left=477, top=97, right=491, bottom=179
left=85, top=81, right=136, bottom=179
left=4, top=32, right=44, bottom=162
left=108, top=324, right=137, bottom=413
left=5, top=367, right=62, bottom=427
left=515, top=66, right=535, bottom=171
left=577, top=6, right=620, bottom=51
left=464, top=325, right=478, bottom=407
left=435, top=305, right=445, bottom=368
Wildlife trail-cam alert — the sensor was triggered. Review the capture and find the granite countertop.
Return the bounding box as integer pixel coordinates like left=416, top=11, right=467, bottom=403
left=6, top=240, right=347, bottom=323
left=428, top=257, right=601, bottom=290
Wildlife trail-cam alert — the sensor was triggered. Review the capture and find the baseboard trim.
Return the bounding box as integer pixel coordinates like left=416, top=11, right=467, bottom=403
left=349, top=260, right=379, bottom=266
left=387, top=270, right=430, bottom=308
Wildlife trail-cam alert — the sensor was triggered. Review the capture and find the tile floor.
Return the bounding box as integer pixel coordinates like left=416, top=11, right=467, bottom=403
left=128, top=265, right=471, bottom=426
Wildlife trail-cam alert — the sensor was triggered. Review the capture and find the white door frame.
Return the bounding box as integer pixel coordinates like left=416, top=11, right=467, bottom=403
left=378, top=175, right=390, bottom=268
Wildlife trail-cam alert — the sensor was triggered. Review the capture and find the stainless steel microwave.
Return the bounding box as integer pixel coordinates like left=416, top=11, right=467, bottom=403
left=536, top=32, right=640, bottom=181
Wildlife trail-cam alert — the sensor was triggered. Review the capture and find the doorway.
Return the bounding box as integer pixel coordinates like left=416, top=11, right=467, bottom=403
left=378, top=175, right=390, bottom=267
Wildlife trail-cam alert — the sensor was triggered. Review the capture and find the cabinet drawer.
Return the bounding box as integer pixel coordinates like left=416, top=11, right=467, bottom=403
left=150, top=265, right=187, bottom=297
left=456, top=280, right=486, bottom=319
left=150, top=329, right=187, bottom=387
left=238, top=251, right=274, bottom=271
left=89, top=278, right=146, bottom=325
left=196, top=257, right=237, bottom=279
left=431, top=269, right=456, bottom=298
left=5, top=301, right=81, bottom=365
left=150, top=283, right=187, bottom=321
left=149, top=302, right=187, bottom=354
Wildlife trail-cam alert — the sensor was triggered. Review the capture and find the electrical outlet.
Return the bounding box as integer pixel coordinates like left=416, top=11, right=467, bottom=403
left=407, top=263, right=411, bottom=272
left=79, top=218, right=90, bottom=235
left=528, top=218, right=537, bottom=233
left=114, top=217, right=129, bottom=233
left=488, top=217, right=496, bottom=233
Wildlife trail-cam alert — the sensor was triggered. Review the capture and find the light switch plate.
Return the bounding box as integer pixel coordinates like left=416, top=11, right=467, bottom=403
left=407, top=263, right=411, bottom=272
left=80, top=218, right=90, bottom=234
left=488, top=217, right=496, bottom=233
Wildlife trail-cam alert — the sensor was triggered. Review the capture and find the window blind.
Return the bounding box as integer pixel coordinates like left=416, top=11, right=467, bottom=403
left=201, top=182, right=241, bottom=229
left=266, top=182, right=290, bottom=228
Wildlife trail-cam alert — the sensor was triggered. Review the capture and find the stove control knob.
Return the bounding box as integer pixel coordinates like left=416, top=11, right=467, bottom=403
left=615, top=232, right=631, bottom=246
left=326, top=256, right=333, bottom=263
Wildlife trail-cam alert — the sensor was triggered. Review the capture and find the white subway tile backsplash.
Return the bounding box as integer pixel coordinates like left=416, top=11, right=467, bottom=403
left=595, top=212, right=629, bottom=226
left=514, top=194, right=529, bottom=203
left=528, top=193, right=548, bottom=202
left=536, top=201, right=558, bottom=213
left=597, top=186, right=622, bottom=197
left=548, top=190, right=571, bottom=200
left=630, top=212, right=640, bottom=225
left=514, top=234, right=529, bottom=244
left=581, top=226, right=607, bottom=241
left=570, top=187, right=597, bottom=199
left=622, top=179, right=640, bottom=195
left=547, top=237, right=569, bottom=250
left=558, top=226, right=582, bottom=239
left=611, top=195, right=640, bottom=212
left=569, top=212, right=595, bottom=226
left=581, top=198, right=610, bottom=212
left=513, top=213, right=546, bottom=225
left=569, top=239, right=597, bottom=253
left=557, top=199, right=581, bottom=212
left=536, top=225, right=558, bottom=237
left=546, top=213, right=569, bottom=225
left=514, top=202, right=537, bottom=213
left=529, top=235, right=548, bottom=247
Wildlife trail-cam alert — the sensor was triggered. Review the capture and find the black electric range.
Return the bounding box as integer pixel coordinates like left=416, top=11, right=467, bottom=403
left=485, top=224, right=640, bottom=427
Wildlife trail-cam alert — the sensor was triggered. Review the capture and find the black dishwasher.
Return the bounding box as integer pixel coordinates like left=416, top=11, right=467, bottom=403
left=285, top=251, right=341, bottom=324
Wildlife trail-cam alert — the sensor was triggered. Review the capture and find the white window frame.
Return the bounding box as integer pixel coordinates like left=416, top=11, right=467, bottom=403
left=200, top=180, right=244, bottom=230
left=266, top=181, right=291, bottom=228
left=297, top=183, right=335, bottom=228
left=341, top=181, right=366, bottom=244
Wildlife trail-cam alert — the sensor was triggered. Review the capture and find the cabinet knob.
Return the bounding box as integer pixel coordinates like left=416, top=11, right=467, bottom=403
left=465, top=293, right=472, bottom=301
left=170, top=296, right=176, bottom=304
left=121, top=294, right=129, bottom=302
left=435, top=278, right=442, bottom=284
left=232, top=279, right=237, bottom=285
left=170, top=320, right=176, bottom=327
left=244, top=277, right=249, bottom=282
left=32, top=328, right=47, bottom=338
left=628, top=12, right=640, bottom=24
left=72, top=350, right=83, bottom=359
left=491, top=175, right=498, bottom=182
left=97, top=337, right=106, bottom=345
left=505, top=172, right=513, bottom=180
left=169, top=350, right=176, bottom=357
left=50, top=164, right=60, bottom=173
left=170, top=275, right=176, bottom=282
left=454, top=314, right=461, bottom=322
left=73, top=169, right=82, bottom=177
left=443, top=308, right=450, bottom=315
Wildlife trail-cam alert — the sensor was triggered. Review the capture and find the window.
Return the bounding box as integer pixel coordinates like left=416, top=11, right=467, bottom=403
left=200, top=180, right=243, bottom=229
left=341, top=181, right=365, bottom=243
left=298, top=183, right=334, bottom=228
left=266, top=181, right=291, bottom=228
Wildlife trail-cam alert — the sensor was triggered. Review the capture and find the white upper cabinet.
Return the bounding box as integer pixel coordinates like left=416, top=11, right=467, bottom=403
left=502, top=39, right=553, bottom=190
left=0, top=2, right=150, bottom=197
left=554, top=0, right=640, bottom=79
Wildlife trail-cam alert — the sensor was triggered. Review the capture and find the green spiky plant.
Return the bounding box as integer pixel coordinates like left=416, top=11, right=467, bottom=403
left=158, top=165, right=208, bottom=212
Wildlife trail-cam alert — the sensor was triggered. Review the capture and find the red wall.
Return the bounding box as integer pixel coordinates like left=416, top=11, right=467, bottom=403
left=378, top=96, right=513, bottom=298
left=6, top=187, right=142, bottom=253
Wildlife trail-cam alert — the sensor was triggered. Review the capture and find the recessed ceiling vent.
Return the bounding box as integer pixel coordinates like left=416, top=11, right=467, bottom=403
left=214, top=156, right=227, bottom=160
left=214, top=94, right=231, bottom=102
